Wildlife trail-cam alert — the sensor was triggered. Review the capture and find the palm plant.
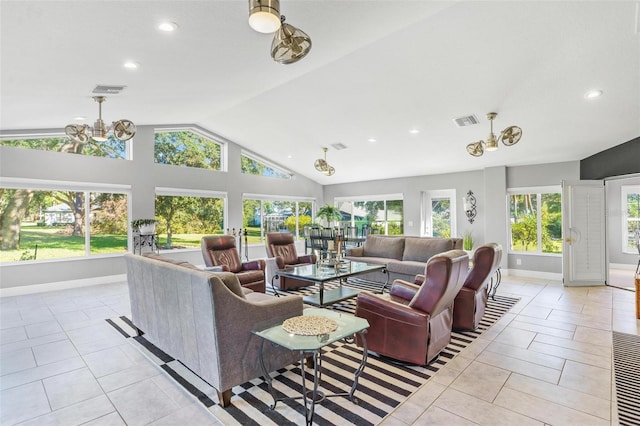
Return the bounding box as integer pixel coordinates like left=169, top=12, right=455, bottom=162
left=316, top=205, right=342, bottom=227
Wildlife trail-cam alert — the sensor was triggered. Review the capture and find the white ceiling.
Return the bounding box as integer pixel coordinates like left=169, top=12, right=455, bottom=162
left=1, top=1, right=639, bottom=184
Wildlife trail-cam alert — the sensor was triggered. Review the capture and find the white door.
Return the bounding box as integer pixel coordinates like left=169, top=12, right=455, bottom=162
left=562, top=180, right=607, bottom=286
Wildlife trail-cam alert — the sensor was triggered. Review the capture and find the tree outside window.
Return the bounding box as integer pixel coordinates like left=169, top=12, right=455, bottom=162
left=509, top=191, right=561, bottom=254
left=154, top=130, right=221, bottom=170
left=622, top=187, right=640, bottom=253
left=242, top=198, right=312, bottom=243
left=241, top=152, right=291, bottom=179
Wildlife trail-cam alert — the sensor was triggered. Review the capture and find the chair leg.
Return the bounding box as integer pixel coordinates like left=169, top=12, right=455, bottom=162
left=218, top=389, right=232, bottom=407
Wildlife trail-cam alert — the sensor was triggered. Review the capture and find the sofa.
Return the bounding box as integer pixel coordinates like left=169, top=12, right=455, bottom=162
left=344, top=235, right=463, bottom=285
left=124, top=253, right=303, bottom=407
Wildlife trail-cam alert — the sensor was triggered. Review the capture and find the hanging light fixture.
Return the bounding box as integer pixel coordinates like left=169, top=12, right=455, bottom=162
left=271, top=15, right=311, bottom=64
left=466, top=112, right=522, bottom=157
left=314, top=147, right=335, bottom=176
left=248, top=0, right=281, bottom=33
left=64, top=96, right=136, bottom=144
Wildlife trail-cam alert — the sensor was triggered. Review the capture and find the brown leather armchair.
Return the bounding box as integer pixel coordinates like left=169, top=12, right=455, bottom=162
left=453, top=243, right=502, bottom=331
left=355, top=250, right=469, bottom=365
left=201, top=235, right=266, bottom=293
left=264, top=232, right=317, bottom=290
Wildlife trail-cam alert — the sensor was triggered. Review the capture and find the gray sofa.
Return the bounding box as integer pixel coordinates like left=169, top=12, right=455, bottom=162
left=344, top=235, right=463, bottom=284
left=124, top=253, right=303, bottom=407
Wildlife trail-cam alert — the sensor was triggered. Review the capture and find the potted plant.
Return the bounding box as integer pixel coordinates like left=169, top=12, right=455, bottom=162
left=462, top=231, right=474, bottom=252
left=316, top=205, right=342, bottom=228
left=131, top=219, right=156, bottom=235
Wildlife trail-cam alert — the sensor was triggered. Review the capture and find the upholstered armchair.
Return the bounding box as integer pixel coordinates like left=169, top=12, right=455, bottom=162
left=453, top=243, right=502, bottom=331
left=201, top=235, right=266, bottom=293
left=355, top=250, right=469, bottom=365
left=264, top=232, right=317, bottom=290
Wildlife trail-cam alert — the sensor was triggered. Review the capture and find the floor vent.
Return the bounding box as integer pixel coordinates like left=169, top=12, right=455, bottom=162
left=453, top=114, right=479, bottom=127
left=612, top=331, right=640, bottom=425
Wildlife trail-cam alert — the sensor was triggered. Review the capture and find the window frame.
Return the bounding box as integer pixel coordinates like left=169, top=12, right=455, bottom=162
left=420, top=189, right=457, bottom=237
left=0, top=131, right=131, bottom=159
left=242, top=194, right=315, bottom=242
left=153, top=126, right=226, bottom=172
left=507, top=185, right=562, bottom=256
left=1, top=177, right=131, bottom=263
left=621, top=185, right=640, bottom=254
left=241, top=150, right=293, bottom=180
left=334, top=193, right=404, bottom=235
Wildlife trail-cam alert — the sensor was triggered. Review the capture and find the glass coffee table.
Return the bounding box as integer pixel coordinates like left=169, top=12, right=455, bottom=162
left=272, top=260, right=388, bottom=307
left=253, top=308, right=369, bottom=426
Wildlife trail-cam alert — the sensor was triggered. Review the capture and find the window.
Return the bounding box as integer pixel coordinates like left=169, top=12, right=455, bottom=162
left=154, top=188, right=226, bottom=250
left=243, top=196, right=313, bottom=243
left=421, top=190, right=457, bottom=237
left=154, top=129, right=222, bottom=170
left=622, top=185, right=640, bottom=253
left=241, top=151, right=292, bottom=179
left=335, top=195, right=403, bottom=235
left=1, top=135, right=127, bottom=159
left=0, top=181, right=129, bottom=263
left=508, top=188, right=562, bottom=254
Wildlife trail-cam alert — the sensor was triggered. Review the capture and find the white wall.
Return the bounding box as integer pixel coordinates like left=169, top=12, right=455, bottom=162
left=0, top=125, right=323, bottom=289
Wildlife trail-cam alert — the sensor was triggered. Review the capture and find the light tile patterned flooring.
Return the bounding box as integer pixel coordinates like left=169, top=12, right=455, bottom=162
left=0, top=272, right=638, bottom=425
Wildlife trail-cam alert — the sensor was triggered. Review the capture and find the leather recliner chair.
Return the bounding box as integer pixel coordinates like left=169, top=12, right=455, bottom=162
left=355, top=249, right=469, bottom=365
left=264, top=232, right=317, bottom=290
left=201, top=235, right=266, bottom=293
left=452, top=243, right=502, bottom=331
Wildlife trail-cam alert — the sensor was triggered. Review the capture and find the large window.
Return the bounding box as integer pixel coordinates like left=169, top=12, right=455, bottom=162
left=622, top=185, right=640, bottom=253
left=509, top=188, right=562, bottom=254
left=241, top=151, right=292, bottom=179
left=154, top=189, right=226, bottom=250
left=1, top=181, right=129, bottom=262
left=154, top=129, right=223, bottom=171
left=1, top=135, right=127, bottom=159
left=243, top=196, right=313, bottom=243
left=336, top=195, right=403, bottom=235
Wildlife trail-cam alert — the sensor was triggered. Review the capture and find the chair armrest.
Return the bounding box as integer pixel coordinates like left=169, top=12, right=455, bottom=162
left=203, top=266, right=224, bottom=272
left=390, top=280, right=420, bottom=301
left=414, top=274, right=425, bottom=285
left=296, top=254, right=315, bottom=264
left=346, top=246, right=364, bottom=257
left=242, top=260, right=264, bottom=271
left=356, top=292, right=429, bottom=326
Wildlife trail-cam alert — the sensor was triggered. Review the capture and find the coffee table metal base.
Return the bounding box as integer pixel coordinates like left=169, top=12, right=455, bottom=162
left=259, top=333, right=368, bottom=426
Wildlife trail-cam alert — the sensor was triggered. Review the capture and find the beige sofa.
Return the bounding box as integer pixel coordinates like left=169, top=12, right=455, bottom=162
left=344, top=235, right=463, bottom=285
left=124, top=253, right=303, bottom=407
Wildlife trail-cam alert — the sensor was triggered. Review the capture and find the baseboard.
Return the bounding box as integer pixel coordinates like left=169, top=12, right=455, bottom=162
left=0, top=274, right=127, bottom=297
left=503, top=268, right=562, bottom=281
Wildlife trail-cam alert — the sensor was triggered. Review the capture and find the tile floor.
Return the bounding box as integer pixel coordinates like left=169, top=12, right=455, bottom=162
left=1, top=273, right=638, bottom=425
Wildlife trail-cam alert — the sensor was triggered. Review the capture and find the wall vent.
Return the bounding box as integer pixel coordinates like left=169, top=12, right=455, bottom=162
left=331, top=143, right=347, bottom=150
left=92, top=85, right=127, bottom=95
left=453, top=114, right=479, bottom=127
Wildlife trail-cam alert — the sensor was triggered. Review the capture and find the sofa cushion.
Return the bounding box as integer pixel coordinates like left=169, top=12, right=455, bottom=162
left=363, top=235, right=404, bottom=260
left=386, top=259, right=427, bottom=278
left=402, top=237, right=453, bottom=262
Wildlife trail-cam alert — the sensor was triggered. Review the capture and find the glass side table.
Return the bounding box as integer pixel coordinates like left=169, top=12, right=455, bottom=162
left=253, top=308, right=369, bottom=426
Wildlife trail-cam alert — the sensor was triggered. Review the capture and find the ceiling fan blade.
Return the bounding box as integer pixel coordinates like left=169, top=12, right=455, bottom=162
left=466, top=141, right=484, bottom=157
left=501, top=126, right=522, bottom=146
left=113, top=120, right=136, bottom=141
left=64, top=124, right=89, bottom=144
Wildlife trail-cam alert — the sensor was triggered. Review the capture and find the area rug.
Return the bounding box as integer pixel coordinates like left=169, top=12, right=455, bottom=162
left=107, top=280, right=519, bottom=425
left=612, top=331, right=640, bottom=426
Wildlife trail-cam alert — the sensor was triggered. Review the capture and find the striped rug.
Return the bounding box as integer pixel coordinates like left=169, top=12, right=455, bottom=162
left=612, top=331, right=640, bottom=426
left=107, top=279, right=519, bottom=425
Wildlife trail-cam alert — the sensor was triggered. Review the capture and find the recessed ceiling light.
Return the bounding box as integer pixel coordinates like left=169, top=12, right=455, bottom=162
left=73, top=116, right=86, bottom=121
left=158, top=21, right=178, bottom=32
left=409, top=129, right=420, bottom=135
left=368, top=138, right=377, bottom=143
left=123, top=61, right=139, bottom=69
left=287, top=155, right=293, bottom=159
left=584, top=89, right=603, bottom=99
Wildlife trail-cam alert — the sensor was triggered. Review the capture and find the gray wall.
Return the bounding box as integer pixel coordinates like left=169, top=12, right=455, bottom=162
left=324, top=161, right=582, bottom=273
left=0, top=125, right=323, bottom=289
left=581, top=136, right=640, bottom=180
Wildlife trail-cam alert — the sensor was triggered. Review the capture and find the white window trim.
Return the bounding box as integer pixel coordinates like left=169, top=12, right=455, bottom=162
left=621, top=185, right=640, bottom=254
left=334, top=193, right=403, bottom=203
left=420, top=189, right=457, bottom=238
left=154, top=126, right=227, bottom=172
left=506, top=185, right=562, bottom=256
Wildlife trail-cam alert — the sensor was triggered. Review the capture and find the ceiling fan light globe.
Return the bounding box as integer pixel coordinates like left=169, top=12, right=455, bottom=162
left=248, top=0, right=281, bottom=33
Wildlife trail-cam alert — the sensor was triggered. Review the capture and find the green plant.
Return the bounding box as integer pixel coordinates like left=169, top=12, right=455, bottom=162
left=462, top=231, right=474, bottom=251
left=131, top=218, right=156, bottom=230
left=316, top=205, right=342, bottom=225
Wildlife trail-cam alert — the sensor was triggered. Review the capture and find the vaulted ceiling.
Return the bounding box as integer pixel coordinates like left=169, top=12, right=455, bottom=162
left=1, top=1, right=638, bottom=184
